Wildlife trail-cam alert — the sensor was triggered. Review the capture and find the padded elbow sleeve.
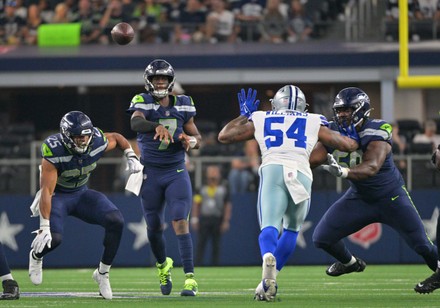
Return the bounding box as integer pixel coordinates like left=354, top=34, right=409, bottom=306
left=131, top=116, right=160, bottom=133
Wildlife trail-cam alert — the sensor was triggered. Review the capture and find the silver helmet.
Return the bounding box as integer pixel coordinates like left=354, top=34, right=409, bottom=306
left=270, top=85, right=308, bottom=112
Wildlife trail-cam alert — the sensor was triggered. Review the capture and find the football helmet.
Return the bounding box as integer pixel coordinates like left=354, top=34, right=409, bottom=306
left=333, top=87, right=371, bottom=128
left=270, top=85, right=308, bottom=112
left=60, top=111, right=94, bottom=154
left=143, top=59, right=175, bottom=99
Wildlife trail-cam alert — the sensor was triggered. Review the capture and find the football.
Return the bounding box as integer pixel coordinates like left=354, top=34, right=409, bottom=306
left=111, top=22, right=134, bottom=45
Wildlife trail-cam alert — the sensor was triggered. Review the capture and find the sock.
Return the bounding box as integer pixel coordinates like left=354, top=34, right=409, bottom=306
left=147, top=229, right=167, bottom=265
left=0, top=274, right=13, bottom=281
left=99, top=262, right=111, bottom=274
left=258, top=226, right=279, bottom=257
left=343, top=256, right=356, bottom=267
left=177, top=233, right=194, bottom=274
left=274, top=229, right=299, bottom=271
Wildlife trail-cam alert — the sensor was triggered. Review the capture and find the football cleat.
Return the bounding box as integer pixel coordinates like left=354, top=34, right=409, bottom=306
left=0, top=279, right=19, bottom=300
left=157, top=257, right=173, bottom=295
left=326, top=256, right=366, bottom=277
left=29, top=250, right=43, bottom=285
left=181, top=275, right=198, bottom=296
left=414, top=271, right=440, bottom=294
left=254, top=279, right=278, bottom=302
left=92, top=269, right=112, bottom=300
left=254, top=281, right=265, bottom=301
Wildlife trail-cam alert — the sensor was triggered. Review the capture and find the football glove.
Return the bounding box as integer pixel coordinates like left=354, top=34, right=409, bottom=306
left=124, top=149, right=143, bottom=174
left=322, top=153, right=349, bottom=178
left=31, top=226, right=52, bottom=254
left=238, top=88, right=260, bottom=118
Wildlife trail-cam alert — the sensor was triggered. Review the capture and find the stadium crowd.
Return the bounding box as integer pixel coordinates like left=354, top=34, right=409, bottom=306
left=0, top=0, right=348, bottom=45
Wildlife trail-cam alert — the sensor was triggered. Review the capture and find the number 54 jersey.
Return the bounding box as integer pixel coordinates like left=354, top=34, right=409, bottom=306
left=250, top=110, right=328, bottom=180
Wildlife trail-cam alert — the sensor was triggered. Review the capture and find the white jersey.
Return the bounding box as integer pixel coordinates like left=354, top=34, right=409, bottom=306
left=250, top=110, right=328, bottom=180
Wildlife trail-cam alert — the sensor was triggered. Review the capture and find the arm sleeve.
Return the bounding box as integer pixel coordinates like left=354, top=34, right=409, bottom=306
left=130, top=116, right=160, bottom=133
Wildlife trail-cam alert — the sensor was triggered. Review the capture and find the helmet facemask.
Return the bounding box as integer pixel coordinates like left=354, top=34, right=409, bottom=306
left=143, top=59, right=176, bottom=99
left=60, top=111, right=94, bottom=154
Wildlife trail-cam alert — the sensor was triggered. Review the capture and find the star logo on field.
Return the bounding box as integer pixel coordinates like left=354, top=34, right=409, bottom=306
left=296, top=220, right=313, bottom=248
left=0, top=212, right=24, bottom=251
left=128, top=218, right=169, bottom=250
left=423, top=207, right=439, bottom=242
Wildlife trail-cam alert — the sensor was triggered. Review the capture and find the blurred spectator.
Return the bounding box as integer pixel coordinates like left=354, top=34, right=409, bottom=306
left=260, top=0, right=288, bottom=43
left=228, top=139, right=260, bottom=194
left=132, top=0, right=163, bottom=43
left=385, top=0, right=419, bottom=42
left=72, top=0, right=103, bottom=44
left=0, top=1, right=27, bottom=45
left=286, top=0, right=313, bottom=43
left=173, top=0, right=207, bottom=44
left=23, top=4, right=44, bottom=45
left=412, top=0, right=440, bottom=41
left=38, top=0, right=55, bottom=23
left=412, top=119, right=440, bottom=151
left=205, top=0, right=236, bottom=43
left=13, top=0, right=27, bottom=20
left=391, top=122, right=407, bottom=170
left=51, top=2, right=72, bottom=23
left=233, top=0, right=264, bottom=42
left=191, top=164, right=232, bottom=266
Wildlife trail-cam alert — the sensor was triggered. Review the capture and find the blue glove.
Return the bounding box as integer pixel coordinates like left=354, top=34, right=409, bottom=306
left=338, top=122, right=360, bottom=143
left=238, top=88, right=260, bottom=118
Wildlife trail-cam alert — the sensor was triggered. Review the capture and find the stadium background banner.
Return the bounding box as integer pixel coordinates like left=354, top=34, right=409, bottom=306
left=1, top=190, right=440, bottom=268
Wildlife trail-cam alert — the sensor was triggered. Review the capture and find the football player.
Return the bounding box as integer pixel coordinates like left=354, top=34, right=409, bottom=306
left=127, top=59, right=202, bottom=296
left=29, top=111, right=143, bottom=300
left=0, top=243, right=19, bottom=300
left=218, top=86, right=359, bottom=301
left=414, top=144, right=440, bottom=294
left=310, top=87, right=438, bottom=279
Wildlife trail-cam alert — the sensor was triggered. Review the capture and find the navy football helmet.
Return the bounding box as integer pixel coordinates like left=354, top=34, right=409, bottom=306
left=333, top=87, right=371, bottom=128
left=271, top=85, right=308, bottom=112
left=143, top=59, right=175, bottom=99
left=60, top=111, right=94, bottom=154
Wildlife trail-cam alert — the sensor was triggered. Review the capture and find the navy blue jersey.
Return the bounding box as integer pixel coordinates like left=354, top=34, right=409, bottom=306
left=41, top=128, right=108, bottom=193
left=326, top=119, right=404, bottom=199
left=127, top=93, right=196, bottom=167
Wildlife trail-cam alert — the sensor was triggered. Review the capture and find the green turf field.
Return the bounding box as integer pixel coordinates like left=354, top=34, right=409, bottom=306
left=3, top=265, right=440, bottom=307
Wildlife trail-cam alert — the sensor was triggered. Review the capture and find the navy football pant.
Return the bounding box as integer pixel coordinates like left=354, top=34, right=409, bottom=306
left=36, top=188, right=124, bottom=265
left=0, top=243, right=11, bottom=277
left=313, top=187, right=438, bottom=271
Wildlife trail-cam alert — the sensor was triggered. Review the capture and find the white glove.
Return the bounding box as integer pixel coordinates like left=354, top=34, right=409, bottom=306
left=124, top=148, right=143, bottom=174
left=322, top=153, right=349, bottom=178
left=31, top=226, right=52, bottom=254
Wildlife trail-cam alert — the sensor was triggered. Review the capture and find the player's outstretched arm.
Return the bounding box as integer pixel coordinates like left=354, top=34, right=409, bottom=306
left=218, top=116, right=255, bottom=144
left=318, top=126, right=359, bottom=152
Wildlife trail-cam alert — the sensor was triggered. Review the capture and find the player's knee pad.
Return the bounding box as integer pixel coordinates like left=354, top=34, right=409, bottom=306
left=103, top=210, right=124, bottom=232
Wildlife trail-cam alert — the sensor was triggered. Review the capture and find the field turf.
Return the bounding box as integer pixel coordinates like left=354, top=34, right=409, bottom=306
left=2, top=264, right=440, bottom=307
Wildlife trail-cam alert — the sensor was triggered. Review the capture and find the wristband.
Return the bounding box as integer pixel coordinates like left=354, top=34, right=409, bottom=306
left=188, top=136, right=197, bottom=149
left=40, top=217, right=50, bottom=228
left=341, top=167, right=349, bottom=178
left=124, top=148, right=135, bottom=157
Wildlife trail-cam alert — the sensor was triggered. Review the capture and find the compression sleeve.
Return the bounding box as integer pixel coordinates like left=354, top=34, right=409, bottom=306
left=131, top=116, right=160, bottom=133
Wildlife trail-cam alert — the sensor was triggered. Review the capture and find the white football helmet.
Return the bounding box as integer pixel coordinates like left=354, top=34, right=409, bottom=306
left=270, top=85, right=308, bottom=112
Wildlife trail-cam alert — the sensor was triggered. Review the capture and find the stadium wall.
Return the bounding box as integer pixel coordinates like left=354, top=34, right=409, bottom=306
left=2, top=190, right=439, bottom=269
